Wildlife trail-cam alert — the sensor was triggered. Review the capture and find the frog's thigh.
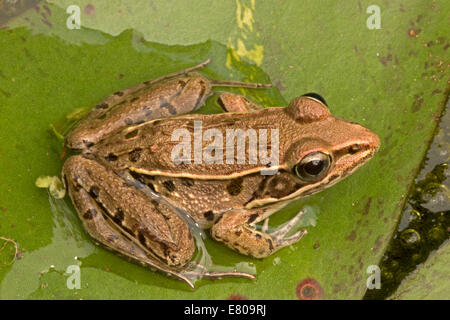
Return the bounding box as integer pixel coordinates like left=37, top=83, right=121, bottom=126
left=66, top=181, right=158, bottom=266
left=216, top=92, right=263, bottom=113
left=65, top=183, right=196, bottom=286
left=62, top=156, right=195, bottom=268
left=210, top=208, right=306, bottom=259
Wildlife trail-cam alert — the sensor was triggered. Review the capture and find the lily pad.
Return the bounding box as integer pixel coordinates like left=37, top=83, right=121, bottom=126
left=389, top=241, right=450, bottom=300
left=0, top=0, right=448, bottom=299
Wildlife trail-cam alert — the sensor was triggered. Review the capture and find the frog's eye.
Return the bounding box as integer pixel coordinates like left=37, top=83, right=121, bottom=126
left=294, top=152, right=332, bottom=182
left=302, top=93, right=328, bottom=107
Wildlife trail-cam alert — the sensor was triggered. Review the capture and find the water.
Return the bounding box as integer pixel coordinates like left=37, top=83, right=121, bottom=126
left=364, top=100, right=449, bottom=299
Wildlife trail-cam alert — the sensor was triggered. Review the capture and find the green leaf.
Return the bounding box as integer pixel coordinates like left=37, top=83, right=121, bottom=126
left=0, top=0, right=447, bottom=299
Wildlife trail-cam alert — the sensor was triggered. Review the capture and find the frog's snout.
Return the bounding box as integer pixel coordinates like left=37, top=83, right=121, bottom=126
left=362, top=126, right=380, bottom=153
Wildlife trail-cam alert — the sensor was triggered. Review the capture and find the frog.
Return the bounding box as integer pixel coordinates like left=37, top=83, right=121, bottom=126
left=61, top=59, right=380, bottom=288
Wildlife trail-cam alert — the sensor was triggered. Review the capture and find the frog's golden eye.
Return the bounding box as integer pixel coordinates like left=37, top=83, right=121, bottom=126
left=294, top=152, right=332, bottom=182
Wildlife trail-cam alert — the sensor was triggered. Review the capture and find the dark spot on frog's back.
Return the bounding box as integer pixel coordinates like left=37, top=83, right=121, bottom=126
left=83, top=208, right=98, bottom=220
left=89, top=186, right=99, bottom=198
left=203, top=210, right=215, bottom=221
left=125, top=118, right=133, bottom=125
left=105, top=153, right=118, bottom=162
left=95, top=102, right=109, bottom=109
left=147, top=182, right=156, bottom=192
left=162, top=180, right=175, bottom=192
left=138, top=232, right=146, bottom=246
left=129, top=170, right=145, bottom=184
left=150, top=199, right=159, bottom=207
left=114, top=91, right=124, bottom=96
left=181, top=178, right=194, bottom=187
left=115, top=208, right=124, bottom=223
left=128, top=148, right=142, bottom=162
left=227, top=177, right=243, bottom=196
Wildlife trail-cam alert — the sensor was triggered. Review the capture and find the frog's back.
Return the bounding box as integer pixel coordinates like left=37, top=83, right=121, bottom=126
left=91, top=107, right=296, bottom=178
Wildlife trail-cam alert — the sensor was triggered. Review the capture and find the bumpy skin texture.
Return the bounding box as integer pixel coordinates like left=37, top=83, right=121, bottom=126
left=62, top=62, right=379, bottom=287
left=63, top=155, right=195, bottom=267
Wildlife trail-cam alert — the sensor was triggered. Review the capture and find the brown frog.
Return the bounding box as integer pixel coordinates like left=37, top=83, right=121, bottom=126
left=61, top=60, right=380, bottom=287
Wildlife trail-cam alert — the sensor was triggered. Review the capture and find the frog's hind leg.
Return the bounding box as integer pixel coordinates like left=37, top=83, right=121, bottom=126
left=96, top=59, right=213, bottom=110
left=62, top=155, right=198, bottom=288
left=66, top=59, right=271, bottom=151
left=62, top=155, right=256, bottom=287
left=210, top=79, right=271, bottom=89
left=66, top=60, right=215, bottom=150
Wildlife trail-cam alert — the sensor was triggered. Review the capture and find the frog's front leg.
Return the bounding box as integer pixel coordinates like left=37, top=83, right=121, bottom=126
left=211, top=208, right=307, bottom=258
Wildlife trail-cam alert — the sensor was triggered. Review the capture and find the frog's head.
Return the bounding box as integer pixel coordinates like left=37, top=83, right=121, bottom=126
left=246, top=94, right=380, bottom=208
left=288, top=93, right=379, bottom=181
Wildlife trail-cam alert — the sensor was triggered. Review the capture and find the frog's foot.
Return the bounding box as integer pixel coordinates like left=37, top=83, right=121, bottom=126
left=181, top=262, right=256, bottom=281
left=211, top=208, right=308, bottom=259
left=268, top=210, right=307, bottom=248
left=210, top=79, right=271, bottom=89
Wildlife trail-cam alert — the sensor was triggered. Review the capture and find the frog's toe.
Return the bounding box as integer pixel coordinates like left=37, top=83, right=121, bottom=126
left=272, top=229, right=307, bottom=248
left=181, top=262, right=256, bottom=281
left=270, top=209, right=306, bottom=239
